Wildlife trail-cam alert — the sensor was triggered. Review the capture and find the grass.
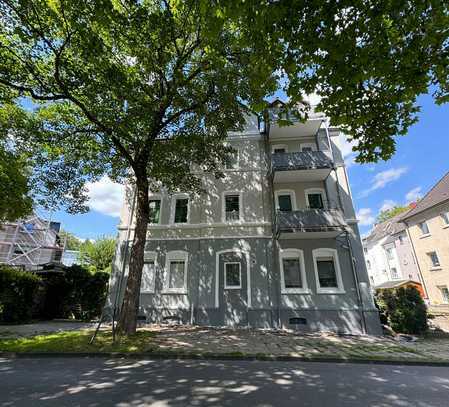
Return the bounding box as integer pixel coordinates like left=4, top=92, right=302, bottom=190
left=0, top=330, right=157, bottom=353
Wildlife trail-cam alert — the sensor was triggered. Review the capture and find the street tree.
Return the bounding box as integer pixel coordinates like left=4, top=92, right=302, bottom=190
left=0, top=0, right=447, bottom=334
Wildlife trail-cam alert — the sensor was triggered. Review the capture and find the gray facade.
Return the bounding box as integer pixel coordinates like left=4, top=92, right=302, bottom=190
left=109, top=109, right=381, bottom=335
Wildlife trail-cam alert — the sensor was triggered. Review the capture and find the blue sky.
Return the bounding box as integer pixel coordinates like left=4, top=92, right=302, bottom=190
left=52, top=92, right=448, bottom=239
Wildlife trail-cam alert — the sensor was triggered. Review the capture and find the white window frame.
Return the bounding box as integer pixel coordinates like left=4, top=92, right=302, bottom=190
left=427, top=251, right=441, bottom=270
left=418, top=221, right=430, bottom=237
left=439, top=286, right=449, bottom=304
left=390, top=267, right=399, bottom=280
left=312, top=248, right=345, bottom=294
left=305, top=188, right=327, bottom=209
left=148, top=195, right=162, bottom=225
left=222, top=191, right=243, bottom=223
left=225, top=146, right=239, bottom=170
left=141, top=251, right=157, bottom=293
left=170, top=193, right=190, bottom=224
left=300, top=142, right=317, bottom=152
left=275, top=189, right=297, bottom=212
left=272, top=144, right=288, bottom=153
left=163, top=250, right=188, bottom=294
left=224, top=262, right=242, bottom=289
left=441, top=212, right=449, bottom=228
left=279, top=248, right=309, bottom=294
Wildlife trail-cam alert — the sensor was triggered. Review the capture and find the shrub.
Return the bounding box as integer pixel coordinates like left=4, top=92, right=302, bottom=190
left=0, top=266, right=41, bottom=323
left=375, top=286, right=428, bottom=335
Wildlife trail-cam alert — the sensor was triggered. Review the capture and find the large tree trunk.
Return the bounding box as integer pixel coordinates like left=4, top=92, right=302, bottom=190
left=117, top=173, right=149, bottom=335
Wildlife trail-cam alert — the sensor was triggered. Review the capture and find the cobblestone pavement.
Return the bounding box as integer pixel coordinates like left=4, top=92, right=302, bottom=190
left=142, top=325, right=449, bottom=361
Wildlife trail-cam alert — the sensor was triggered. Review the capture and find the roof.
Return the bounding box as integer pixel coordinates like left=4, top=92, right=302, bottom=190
left=401, top=171, right=449, bottom=220
left=375, top=280, right=421, bottom=290
left=363, top=210, right=410, bottom=245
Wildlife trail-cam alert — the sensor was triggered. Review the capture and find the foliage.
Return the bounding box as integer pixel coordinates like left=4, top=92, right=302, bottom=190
left=59, top=229, right=81, bottom=250
left=377, top=205, right=410, bottom=223
left=0, top=138, right=32, bottom=222
left=376, top=287, right=428, bottom=335
left=39, top=265, right=109, bottom=321
left=0, top=0, right=447, bottom=333
left=0, top=265, right=41, bottom=323
left=79, top=237, right=115, bottom=273
left=0, top=330, right=156, bottom=353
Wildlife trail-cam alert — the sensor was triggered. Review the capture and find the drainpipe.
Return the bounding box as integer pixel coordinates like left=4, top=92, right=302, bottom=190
left=344, top=230, right=367, bottom=334
left=403, top=220, right=429, bottom=299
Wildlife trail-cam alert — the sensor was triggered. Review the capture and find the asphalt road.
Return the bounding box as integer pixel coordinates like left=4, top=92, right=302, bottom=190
left=1, top=357, right=449, bottom=406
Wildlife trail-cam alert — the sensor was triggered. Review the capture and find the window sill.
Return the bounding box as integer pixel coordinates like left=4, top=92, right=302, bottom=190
left=430, top=267, right=442, bottom=271
left=224, top=286, right=242, bottom=290
left=162, top=290, right=188, bottom=295
left=316, top=289, right=346, bottom=295
left=443, top=224, right=449, bottom=229
left=141, top=291, right=155, bottom=294
left=281, top=289, right=311, bottom=295
left=419, top=233, right=431, bottom=239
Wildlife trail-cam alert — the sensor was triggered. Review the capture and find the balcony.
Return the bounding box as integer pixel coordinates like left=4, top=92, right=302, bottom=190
left=272, top=151, right=333, bottom=182
left=276, top=209, right=347, bottom=239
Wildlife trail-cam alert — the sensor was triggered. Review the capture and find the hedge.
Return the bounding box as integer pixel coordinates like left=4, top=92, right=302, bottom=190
left=0, top=266, right=41, bottom=323
left=376, top=286, right=428, bottom=335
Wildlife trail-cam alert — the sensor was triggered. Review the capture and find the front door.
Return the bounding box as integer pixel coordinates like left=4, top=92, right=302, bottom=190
left=219, top=252, right=248, bottom=326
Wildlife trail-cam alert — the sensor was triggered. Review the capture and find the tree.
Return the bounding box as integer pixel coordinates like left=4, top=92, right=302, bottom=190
left=0, top=1, right=447, bottom=334
left=377, top=205, right=410, bottom=223
left=79, top=237, right=116, bottom=274
left=59, top=229, right=81, bottom=250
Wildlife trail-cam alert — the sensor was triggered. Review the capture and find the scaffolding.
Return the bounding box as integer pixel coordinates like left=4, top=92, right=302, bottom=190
left=0, top=211, right=66, bottom=270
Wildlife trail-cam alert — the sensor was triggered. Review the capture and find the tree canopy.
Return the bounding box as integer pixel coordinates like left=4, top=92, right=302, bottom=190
left=376, top=205, right=411, bottom=223
left=79, top=236, right=116, bottom=274
left=0, top=0, right=447, bottom=334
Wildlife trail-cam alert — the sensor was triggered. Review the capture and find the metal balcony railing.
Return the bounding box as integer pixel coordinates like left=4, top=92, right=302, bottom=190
left=276, top=208, right=347, bottom=235
left=271, top=151, right=333, bottom=172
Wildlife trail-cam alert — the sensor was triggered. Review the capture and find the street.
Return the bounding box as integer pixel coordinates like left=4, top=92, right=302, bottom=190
left=1, top=357, right=448, bottom=406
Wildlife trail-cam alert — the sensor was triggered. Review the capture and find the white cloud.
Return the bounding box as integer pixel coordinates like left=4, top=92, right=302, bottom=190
left=380, top=199, right=397, bottom=212
left=359, top=167, right=408, bottom=197
left=86, top=176, right=124, bottom=218
left=356, top=208, right=375, bottom=226
left=405, top=186, right=422, bottom=203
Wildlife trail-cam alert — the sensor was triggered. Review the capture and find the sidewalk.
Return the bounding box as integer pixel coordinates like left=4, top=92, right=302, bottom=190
left=1, top=322, right=449, bottom=363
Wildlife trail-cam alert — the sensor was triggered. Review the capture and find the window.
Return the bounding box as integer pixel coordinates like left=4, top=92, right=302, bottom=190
left=224, top=262, right=241, bottom=289
left=141, top=261, right=156, bottom=293
left=225, top=148, right=239, bottom=169
left=173, top=197, right=189, bottom=223
left=390, top=267, right=399, bottom=279
left=441, top=212, right=449, bottom=226
left=385, top=248, right=394, bottom=260
left=428, top=251, right=441, bottom=268
left=278, top=195, right=292, bottom=211
left=305, top=188, right=326, bottom=209
left=370, top=276, right=375, bottom=285
left=164, top=251, right=188, bottom=293
left=439, top=286, right=449, bottom=304
left=280, top=249, right=308, bottom=294
left=224, top=193, right=241, bottom=222
left=398, top=234, right=405, bottom=245
left=363, top=247, right=368, bottom=254
left=272, top=144, right=288, bottom=154
left=313, top=248, right=344, bottom=294
left=148, top=199, right=161, bottom=224
left=366, top=260, right=371, bottom=270
left=418, top=221, right=430, bottom=235
left=300, top=143, right=316, bottom=152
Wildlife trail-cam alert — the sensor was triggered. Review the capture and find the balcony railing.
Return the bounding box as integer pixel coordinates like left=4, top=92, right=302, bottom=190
left=272, top=151, right=333, bottom=172
left=276, top=208, right=347, bottom=236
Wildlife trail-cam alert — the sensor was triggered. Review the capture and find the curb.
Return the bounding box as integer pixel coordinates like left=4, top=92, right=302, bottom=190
left=1, top=352, right=449, bottom=367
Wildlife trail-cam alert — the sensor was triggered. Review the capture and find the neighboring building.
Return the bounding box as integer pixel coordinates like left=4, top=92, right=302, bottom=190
left=362, top=212, right=421, bottom=288
left=400, top=171, right=449, bottom=312
left=0, top=213, right=65, bottom=270
left=109, top=102, right=381, bottom=335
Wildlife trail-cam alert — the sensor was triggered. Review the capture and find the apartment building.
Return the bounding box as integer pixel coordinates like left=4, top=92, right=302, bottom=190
left=109, top=102, right=381, bottom=335
left=400, top=172, right=449, bottom=312
left=362, top=212, right=421, bottom=288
